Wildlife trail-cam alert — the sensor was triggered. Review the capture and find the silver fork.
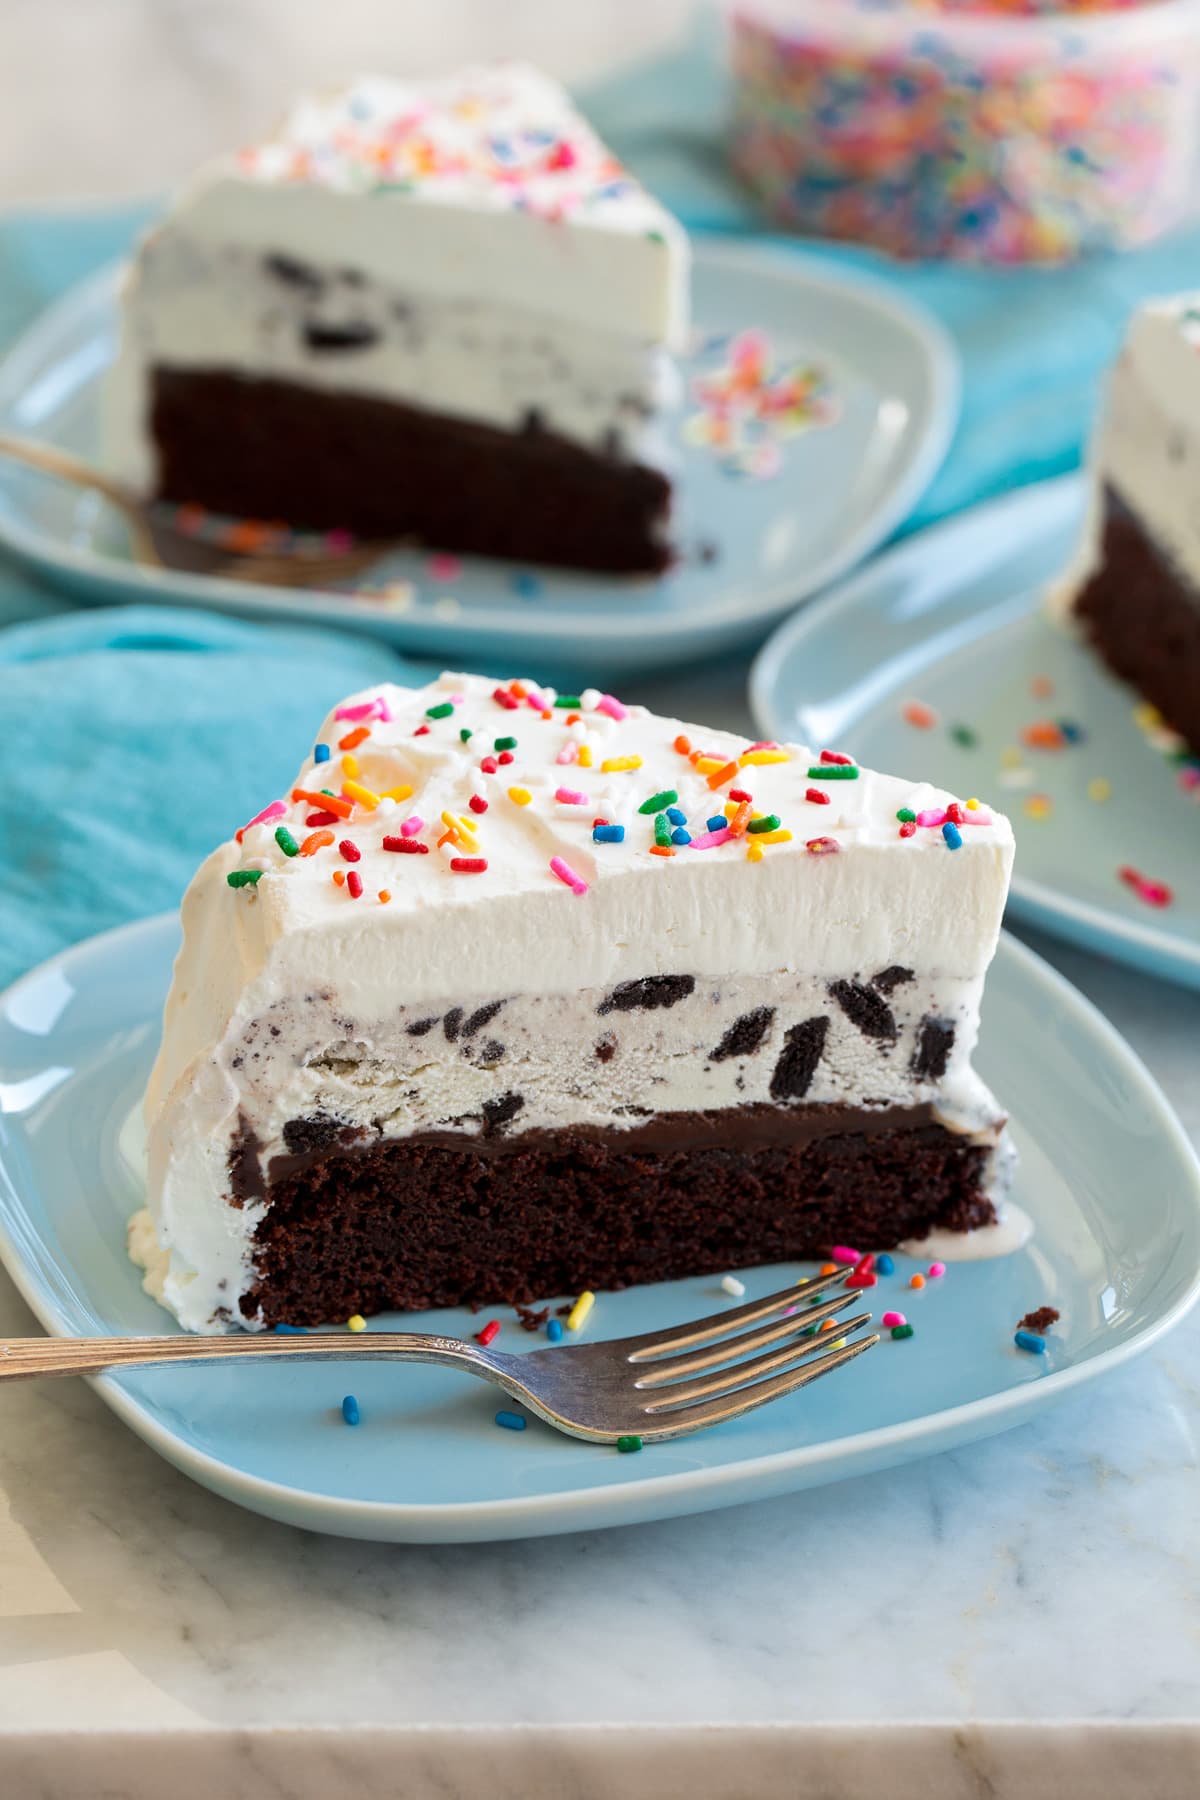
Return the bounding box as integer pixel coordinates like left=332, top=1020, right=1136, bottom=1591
left=0, top=1272, right=878, bottom=1443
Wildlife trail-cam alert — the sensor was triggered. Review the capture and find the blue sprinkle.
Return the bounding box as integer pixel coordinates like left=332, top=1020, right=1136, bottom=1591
left=666, top=807, right=687, bottom=827
left=671, top=827, right=692, bottom=846
left=593, top=824, right=625, bottom=844
left=342, top=1394, right=361, bottom=1426
left=1058, top=720, right=1085, bottom=744
left=495, top=1409, right=527, bottom=1431
left=876, top=1252, right=895, bottom=1276
left=942, top=821, right=963, bottom=850
left=706, top=814, right=726, bottom=832
left=313, top=743, right=330, bottom=763
left=546, top=1318, right=564, bottom=1344
left=275, top=1322, right=307, bottom=1334
left=1014, top=1330, right=1047, bottom=1355
left=511, top=570, right=543, bottom=598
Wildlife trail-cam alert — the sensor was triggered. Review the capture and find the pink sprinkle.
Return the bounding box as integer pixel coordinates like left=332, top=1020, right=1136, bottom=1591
left=596, top=693, right=628, bottom=722
left=556, top=743, right=579, bottom=765
left=963, top=808, right=993, bottom=825
left=916, top=807, right=948, bottom=828
left=882, top=1311, right=907, bottom=1329
left=374, top=696, right=393, bottom=722
left=549, top=855, right=588, bottom=896
left=742, top=740, right=777, bottom=754
left=427, top=552, right=462, bottom=582
left=400, top=815, right=424, bottom=837
left=325, top=528, right=355, bottom=553
left=525, top=688, right=550, bottom=712
left=831, top=1245, right=859, bottom=1265
left=806, top=836, right=840, bottom=855
left=820, top=750, right=853, bottom=766
left=688, top=827, right=733, bottom=851
left=238, top=799, right=286, bottom=839
left=929, top=1261, right=946, bottom=1278
left=334, top=700, right=378, bottom=722
left=556, top=786, right=587, bottom=805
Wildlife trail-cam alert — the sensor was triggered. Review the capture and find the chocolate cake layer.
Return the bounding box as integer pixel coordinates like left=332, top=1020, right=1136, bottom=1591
left=239, top=1103, right=996, bottom=1326
left=150, top=368, right=673, bottom=574
left=1074, top=486, right=1200, bottom=756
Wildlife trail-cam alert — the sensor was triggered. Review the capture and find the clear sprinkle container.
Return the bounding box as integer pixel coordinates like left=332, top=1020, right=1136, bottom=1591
left=726, top=0, right=1200, bottom=261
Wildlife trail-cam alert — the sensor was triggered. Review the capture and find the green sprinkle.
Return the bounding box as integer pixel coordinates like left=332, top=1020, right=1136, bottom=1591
left=274, top=826, right=300, bottom=858
left=646, top=230, right=666, bottom=245
left=890, top=1323, right=915, bottom=1341
left=654, top=814, right=672, bottom=846
left=426, top=701, right=454, bottom=720
left=616, top=1434, right=643, bottom=1453
left=807, top=765, right=858, bottom=780
left=494, top=735, right=517, bottom=752
left=746, top=813, right=781, bottom=834
left=554, top=695, right=582, bottom=709
left=226, top=870, right=262, bottom=889
left=896, top=807, right=917, bottom=823
left=320, top=789, right=336, bottom=798
left=949, top=723, right=978, bottom=748
left=638, top=788, right=678, bottom=815
left=459, top=727, right=473, bottom=743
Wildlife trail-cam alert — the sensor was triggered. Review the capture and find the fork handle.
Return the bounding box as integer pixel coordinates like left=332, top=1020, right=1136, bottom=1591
left=0, top=1332, right=489, bottom=1382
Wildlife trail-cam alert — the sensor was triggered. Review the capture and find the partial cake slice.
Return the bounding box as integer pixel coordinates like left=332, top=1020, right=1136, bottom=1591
left=104, top=64, right=689, bottom=574
left=134, top=673, right=1015, bottom=1332
left=1053, top=294, right=1200, bottom=755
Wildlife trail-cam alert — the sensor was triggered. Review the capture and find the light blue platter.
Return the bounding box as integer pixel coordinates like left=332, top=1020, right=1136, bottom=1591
left=2, top=914, right=1198, bottom=1543
left=752, top=477, right=1200, bottom=992
left=0, top=241, right=958, bottom=677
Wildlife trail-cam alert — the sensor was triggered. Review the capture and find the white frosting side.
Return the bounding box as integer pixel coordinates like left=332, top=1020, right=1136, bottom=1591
left=1054, top=294, right=1200, bottom=613
left=104, top=64, right=689, bottom=490
left=142, top=671, right=1014, bottom=1332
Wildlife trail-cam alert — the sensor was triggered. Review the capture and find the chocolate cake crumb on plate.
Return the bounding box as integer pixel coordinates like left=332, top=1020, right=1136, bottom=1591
left=1019, top=1305, right=1061, bottom=1335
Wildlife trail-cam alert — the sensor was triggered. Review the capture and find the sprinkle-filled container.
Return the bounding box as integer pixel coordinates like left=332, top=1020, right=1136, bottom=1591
left=727, top=0, right=1200, bottom=261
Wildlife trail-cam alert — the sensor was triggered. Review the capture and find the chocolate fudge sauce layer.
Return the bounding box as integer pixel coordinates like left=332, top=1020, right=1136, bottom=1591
left=151, top=368, right=673, bottom=574
left=1075, top=486, right=1200, bottom=757
left=238, top=1103, right=998, bottom=1325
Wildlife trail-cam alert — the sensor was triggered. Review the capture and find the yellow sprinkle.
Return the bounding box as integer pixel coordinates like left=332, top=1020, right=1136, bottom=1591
left=1024, top=793, right=1053, bottom=820
left=342, top=753, right=360, bottom=779
left=694, top=756, right=725, bottom=774
left=458, top=813, right=478, bottom=834
left=442, top=808, right=477, bottom=849
left=1133, top=702, right=1161, bottom=731
left=746, top=841, right=764, bottom=863
left=754, top=828, right=793, bottom=845
left=382, top=784, right=413, bottom=802
left=343, top=779, right=380, bottom=810
left=578, top=744, right=593, bottom=768
left=1087, top=777, right=1112, bottom=803
left=1000, top=746, right=1023, bottom=769
left=601, top=755, right=643, bottom=773
left=566, top=1290, right=596, bottom=1333
left=508, top=786, right=532, bottom=806
left=347, top=1314, right=366, bottom=1333
left=724, top=800, right=737, bottom=820
left=965, top=797, right=980, bottom=810
left=740, top=750, right=789, bottom=766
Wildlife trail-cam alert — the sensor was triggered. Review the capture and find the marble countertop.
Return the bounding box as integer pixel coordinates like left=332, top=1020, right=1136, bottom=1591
left=1, top=656, right=1197, bottom=1799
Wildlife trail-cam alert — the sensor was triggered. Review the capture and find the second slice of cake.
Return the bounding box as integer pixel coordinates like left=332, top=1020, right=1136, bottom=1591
left=105, top=64, right=689, bottom=575
left=136, top=674, right=1015, bottom=1331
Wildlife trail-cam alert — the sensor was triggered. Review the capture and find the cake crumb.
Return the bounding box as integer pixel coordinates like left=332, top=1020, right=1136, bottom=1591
left=515, top=1303, right=551, bottom=1333
left=1018, top=1306, right=1060, bottom=1334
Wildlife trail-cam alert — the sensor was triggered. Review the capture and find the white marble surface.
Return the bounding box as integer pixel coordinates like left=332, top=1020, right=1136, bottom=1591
left=0, top=665, right=1198, bottom=1797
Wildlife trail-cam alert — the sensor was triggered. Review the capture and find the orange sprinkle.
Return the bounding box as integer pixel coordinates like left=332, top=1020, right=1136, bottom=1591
left=293, top=788, right=353, bottom=818
left=299, top=829, right=334, bottom=856
left=1021, top=720, right=1066, bottom=750
left=910, top=1273, right=926, bottom=1290
left=820, top=1319, right=838, bottom=1332
left=437, top=829, right=457, bottom=848
left=820, top=1262, right=837, bottom=1276
left=338, top=725, right=370, bottom=751
left=707, top=760, right=739, bottom=791
left=649, top=845, right=675, bottom=857
left=1031, top=675, right=1054, bottom=699
left=728, top=800, right=752, bottom=836
left=565, top=712, right=581, bottom=726
left=673, top=734, right=691, bottom=756
left=510, top=681, right=528, bottom=698
left=332, top=869, right=346, bottom=888
left=902, top=700, right=938, bottom=730
left=378, top=889, right=391, bottom=904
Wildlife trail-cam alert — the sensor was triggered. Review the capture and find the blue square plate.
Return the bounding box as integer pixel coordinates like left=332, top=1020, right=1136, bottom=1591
left=0, top=242, right=958, bottom=676
left=751, top=476, right=1200, bottom=990
left=1, top=914, right=1198, bottom=1541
